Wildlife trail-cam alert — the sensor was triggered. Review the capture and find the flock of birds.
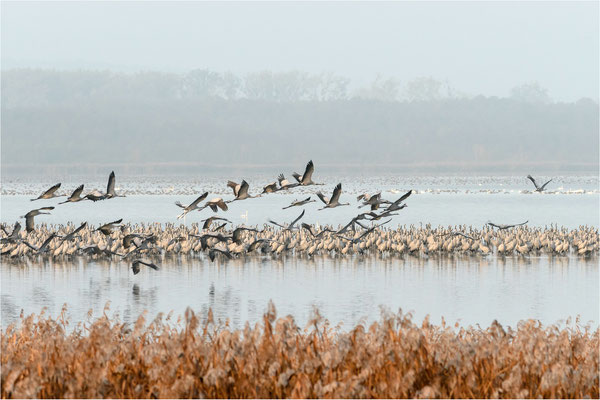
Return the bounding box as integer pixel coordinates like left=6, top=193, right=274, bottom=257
left=1, top=162, right=597, bottom=275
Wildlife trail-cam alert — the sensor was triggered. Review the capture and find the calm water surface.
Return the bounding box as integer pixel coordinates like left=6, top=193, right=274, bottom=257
left=1, top=255, right=598, bottom=330
left=1, top=175, right=598, bottom=330
left=1, top=193, right=598, bottom=229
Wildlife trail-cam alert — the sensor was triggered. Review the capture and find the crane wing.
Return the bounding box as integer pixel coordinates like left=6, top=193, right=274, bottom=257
left=392, top=190, right=413, bottom=205
left=540, top=179, right=552, bottom=190
left=302, top=160, right=314, bottom=183
left=527, top=175, right=539, bottom=190
left=316, top=192, right=329, bottom=205
left=330, top=183, right=343, bottom=204
left=217, top=200, right=228, bottom=211
left=44, top=182, right=61, bottom=196
left=289, top=209, right=306, bottom=228
left=34, top=183, right=61, bottom=200
left=189, top=192, right=209, bottom=208
left=238, top=180, right=249, bottom=198
left=106, top=171, right=116, bottom=196
left=25, top=215, right=34, bottom=232
left=70, top=184, right=84, bottom=199
left=227, top=181, right=239, bottom=196
left=291, top=173, right=302, bottom=183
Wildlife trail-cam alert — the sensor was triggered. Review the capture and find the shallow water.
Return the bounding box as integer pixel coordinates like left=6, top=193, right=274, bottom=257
left=1, top=192, right=598, bottom=230
left=2, top=174, right=599, bottom=196
left=1, top=174, right=598, bottom=331
left=1, top=255, right=598, bottom=330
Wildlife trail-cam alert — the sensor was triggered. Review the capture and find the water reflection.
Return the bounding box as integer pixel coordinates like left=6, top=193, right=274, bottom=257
left=1, top=255, right=598, bottom=330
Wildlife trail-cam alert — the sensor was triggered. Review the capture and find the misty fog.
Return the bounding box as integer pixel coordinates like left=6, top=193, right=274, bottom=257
left=1, top=2, right=598, bottom=175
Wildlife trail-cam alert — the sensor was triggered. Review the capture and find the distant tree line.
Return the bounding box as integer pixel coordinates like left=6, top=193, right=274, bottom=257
left=1, top=69, right=567, bottom=106
left=1, top=69, right=598, bottom=172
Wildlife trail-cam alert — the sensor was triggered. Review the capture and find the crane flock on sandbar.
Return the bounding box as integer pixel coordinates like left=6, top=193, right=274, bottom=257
left=1, top=163, right=598, bottom=276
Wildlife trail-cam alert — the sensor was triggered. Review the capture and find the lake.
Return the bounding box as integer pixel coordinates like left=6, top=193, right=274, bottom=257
left=1, top=174, right=598, bottom=330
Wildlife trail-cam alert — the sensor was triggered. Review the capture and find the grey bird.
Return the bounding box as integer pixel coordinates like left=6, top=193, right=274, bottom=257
left=278, top=174, right=300, bottom=190
left=1, top=222, right=22, bottom=243
left=105, top=171, right=126, bottom=199
left=262, top=182, right=279, bottom=194
left=59, top=184, right=86, bottom=204
left=201, top=216, right=232, bottom=230
left=268, top=209, right=306, bottom=231
left=131, top=259, right=160, bottom=275
left=175, top=192, right=209, bottom=219
left=232, top=227, right=259, bottom=244
left=85, top=189, right=107, bottom=202
left=21, top=207, right=55, bottom=233
left=31, top=183, right=62, bottom=201
left=23, top=233, right=57, bottom=254
left=200, top=198, right=229, bottom=213
left=292, top=160, right=323, bottom=186
left=208, top=248, right=233, bottom=261
left=357, top=192, right=390, bottom=211
left=282, top=197, right=316, bottom=210
left=316, top=183, right=349, bottom=210
left=227, top=180, right=259, bottom=201
left=337, top=219, right=393, bottom=244
left=527, top=175, right=552, bottom=192
left=59, top=222, right=87, bottom=242
left=96, top=219, right=123, bottom=236
left=487, top=220, right=529, bottom=230
left=385, top=190, right=413, bottom=212
left=302, top=223, right=335, bottom=238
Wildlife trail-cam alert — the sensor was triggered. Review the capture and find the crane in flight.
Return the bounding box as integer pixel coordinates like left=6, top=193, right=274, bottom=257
left=487, top=220, right=529, bottom=230
left=316, top=183, right=350, bottom=210
left=282, top=197, right=316, bottom=210
left=21, top=207, right=54, bottom=233
left=278, top=174, right=300, bottom=190
left=175, top=192, right=209, bottom=219
left=131, top=260, right=160, bottom=275
left=268, top=210, right=305, bottom=231
left=527, top=175, right=552, bottom=192
left=292, top=160, right=323, bottom=186
left=105, top=171, right=126, bottom=199
left=31, top=183, right=63, bottom=201
left=227, top=180, right=259, bottom=201
left=59, top=185, right=86, bottom=204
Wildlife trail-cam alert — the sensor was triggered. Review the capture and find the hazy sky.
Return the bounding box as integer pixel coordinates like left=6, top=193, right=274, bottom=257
left=2, top=1, right=598, bottom=101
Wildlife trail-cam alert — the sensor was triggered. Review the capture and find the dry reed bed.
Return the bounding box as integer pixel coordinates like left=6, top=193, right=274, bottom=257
left=2, top=306, right=598, bottom=399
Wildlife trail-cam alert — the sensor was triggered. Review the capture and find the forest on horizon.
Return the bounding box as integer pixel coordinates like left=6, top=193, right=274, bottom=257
left=2, top=69, right=598, bottom=175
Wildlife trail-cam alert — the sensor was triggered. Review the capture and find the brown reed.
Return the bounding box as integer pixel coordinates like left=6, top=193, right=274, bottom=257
left=2, top=305, right=598, bottom=399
